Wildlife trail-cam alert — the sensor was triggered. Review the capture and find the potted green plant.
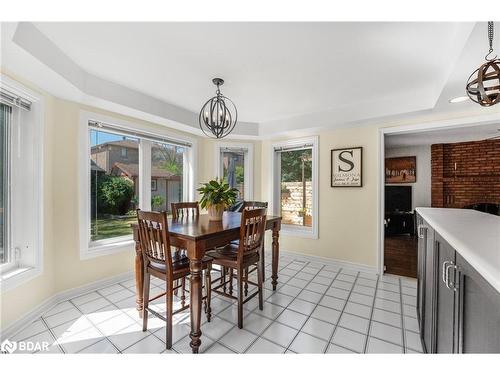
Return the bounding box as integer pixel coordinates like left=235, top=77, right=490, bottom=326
left=197, top=178, right=238, bottom=221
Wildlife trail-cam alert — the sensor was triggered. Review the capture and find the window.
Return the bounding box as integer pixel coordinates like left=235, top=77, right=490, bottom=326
left=0, top=103, right=10, bottom=265
left=150, top=141, right=184, bottom=211
left=271, top=137, right=318, bottom=238
left=0, top=77, right=44, bottom=291
left=90, top=130, right=139, bottom=242
left=80, top=113, right=196, bottom=258
left=215, top=143, right=253, bottom=201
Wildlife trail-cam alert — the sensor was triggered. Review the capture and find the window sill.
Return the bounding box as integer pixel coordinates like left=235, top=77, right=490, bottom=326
left=81, top=237, right=135, bottom=260
left=1, top=265, right=42, bottom=292
left=280, top=225, right=318, bottom=239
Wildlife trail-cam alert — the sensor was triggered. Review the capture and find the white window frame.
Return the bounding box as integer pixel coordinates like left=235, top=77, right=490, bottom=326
left=214, top=142, right=254, bottom=200
left=269, top=136, right=319, bottom=239
left=79, top=111, right=197, bottom=259
left=0, top=75, right=44, bottom=292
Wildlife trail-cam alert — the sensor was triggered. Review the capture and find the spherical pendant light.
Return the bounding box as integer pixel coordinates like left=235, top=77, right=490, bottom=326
left=199, top=78, right=238, bottom=139
left=466, top=22, right=500, bottom=107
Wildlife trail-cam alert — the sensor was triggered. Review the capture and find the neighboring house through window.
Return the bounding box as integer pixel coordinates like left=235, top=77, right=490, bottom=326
left=81, top=112, right=196, bottom=259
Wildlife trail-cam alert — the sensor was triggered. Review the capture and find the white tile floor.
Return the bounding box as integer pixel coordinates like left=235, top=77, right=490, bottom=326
left=8, top=252, right=423, bottom=354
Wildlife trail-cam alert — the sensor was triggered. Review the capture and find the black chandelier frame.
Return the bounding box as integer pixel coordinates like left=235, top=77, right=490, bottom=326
left=198, top=78, right=238, bottom=139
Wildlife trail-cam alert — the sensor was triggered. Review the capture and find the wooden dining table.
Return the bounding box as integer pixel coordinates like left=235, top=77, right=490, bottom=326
left=131, top=211, right=282, bottom=353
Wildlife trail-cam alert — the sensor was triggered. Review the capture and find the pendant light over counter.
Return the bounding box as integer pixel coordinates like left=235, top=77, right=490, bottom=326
left=466, top=21, right=500, bottom=107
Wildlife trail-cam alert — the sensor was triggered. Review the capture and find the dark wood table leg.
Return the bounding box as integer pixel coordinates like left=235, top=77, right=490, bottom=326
left=133, top=233, right=144, bottom=318
left=271, top=221, right=280, bottom=291
left=188, top=243, right=204, bottom=354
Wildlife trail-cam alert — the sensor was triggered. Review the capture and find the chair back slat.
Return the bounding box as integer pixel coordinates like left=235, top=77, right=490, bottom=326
left=137, top=210, right=173, bottom=276
left=171, top=202, right=200, bottom=220
left=237, top=207, right=267, bottom=263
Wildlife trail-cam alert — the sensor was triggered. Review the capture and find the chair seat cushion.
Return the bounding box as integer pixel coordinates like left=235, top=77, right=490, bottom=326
left=206, top=244, right=259, bottom=268
left=149, top=255, right=212, bottom=278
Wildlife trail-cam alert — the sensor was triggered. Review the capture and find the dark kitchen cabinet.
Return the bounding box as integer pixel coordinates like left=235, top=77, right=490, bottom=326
left=435, top=234, right=457, bottom=353
left=455, top=253, right=500, bottom=353
left=416, top=212, right=500, bottom=354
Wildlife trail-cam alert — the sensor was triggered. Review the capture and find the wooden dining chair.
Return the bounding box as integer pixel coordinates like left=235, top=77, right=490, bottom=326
left=207, top=208, right=266, bottom=329
left=137, top=209, right=212, bottom=349
left=171, top=201, right=200, bottom=220
left=237, top=201, right=268, bottom=296
left=170, top=201, right=200, bottom=295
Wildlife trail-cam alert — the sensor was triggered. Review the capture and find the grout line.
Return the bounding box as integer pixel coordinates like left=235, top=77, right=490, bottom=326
left=323, top=270, right=361, bottom=353
left=362, top=274, right=380, bottom=353
left=399, top=278, right=407, bottom=354
left=39, top=316, right=66, bottom=354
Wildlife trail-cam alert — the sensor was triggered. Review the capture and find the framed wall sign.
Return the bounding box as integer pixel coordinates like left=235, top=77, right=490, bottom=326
left=385, top=156, right=416, bottom=183
left=331, top=147, right=362, bottom=187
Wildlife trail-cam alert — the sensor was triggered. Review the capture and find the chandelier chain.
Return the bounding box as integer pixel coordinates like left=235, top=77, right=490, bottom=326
left=488, top=21, right=494, bottom=53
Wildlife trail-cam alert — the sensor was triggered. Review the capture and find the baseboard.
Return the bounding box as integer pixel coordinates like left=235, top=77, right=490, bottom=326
left=268, top=248, right=379, bottom=274
left=1, top=271, right=133, bottom=341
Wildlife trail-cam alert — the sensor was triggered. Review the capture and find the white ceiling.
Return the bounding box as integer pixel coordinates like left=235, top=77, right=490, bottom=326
left=385, top=122, right=500, bottom=147
left=1, top=21, right=499, bottom=137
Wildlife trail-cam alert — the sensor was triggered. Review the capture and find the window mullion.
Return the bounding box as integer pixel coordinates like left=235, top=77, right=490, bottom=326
left=139, top=139, right=152, bottom=211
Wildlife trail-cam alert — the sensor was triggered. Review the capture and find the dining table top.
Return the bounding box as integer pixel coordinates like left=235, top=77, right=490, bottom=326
left=131, top=211, right=281, bottom=241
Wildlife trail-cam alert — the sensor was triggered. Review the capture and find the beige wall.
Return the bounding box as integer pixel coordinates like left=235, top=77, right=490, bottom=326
left=261, top=126, right=380, bottom=268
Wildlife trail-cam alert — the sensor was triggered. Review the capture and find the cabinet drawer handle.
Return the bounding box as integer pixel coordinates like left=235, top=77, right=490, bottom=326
left=442, top=261, right=449, bottom=285
left=417, top=225, right=427, bottom=239
left=447, top=264, right=459, bottom=291
left=445, top=262, right=454, bottom=289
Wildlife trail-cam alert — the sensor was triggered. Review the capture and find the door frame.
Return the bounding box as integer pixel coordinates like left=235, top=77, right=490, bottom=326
left=377, top=112, right=500, bottom=275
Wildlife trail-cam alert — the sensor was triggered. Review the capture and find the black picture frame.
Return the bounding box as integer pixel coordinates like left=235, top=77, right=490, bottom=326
left=331, top=146, right=363, bottom=187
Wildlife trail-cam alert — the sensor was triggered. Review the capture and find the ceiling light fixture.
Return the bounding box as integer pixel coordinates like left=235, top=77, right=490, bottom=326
left=449, top=96, right=469, bottom=103
left=199, top=78, right=238, bottom=139
left=466, top=21, right=500, bottom=107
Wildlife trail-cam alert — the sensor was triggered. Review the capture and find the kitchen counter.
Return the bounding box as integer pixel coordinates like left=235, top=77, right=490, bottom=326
left=416, top=207, right=500, bottom=293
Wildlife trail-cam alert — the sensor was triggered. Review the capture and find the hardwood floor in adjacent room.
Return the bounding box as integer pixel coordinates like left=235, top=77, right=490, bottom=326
left=384, top=235, right=418, bottom=278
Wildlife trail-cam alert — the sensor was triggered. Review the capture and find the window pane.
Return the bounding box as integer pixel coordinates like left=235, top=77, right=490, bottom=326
left=151, top=142, right=184, bottom=212
left=221, top=150, right=245, bottom=200
left=279, top=149, right=312, bottom=227
left=90, top=130, right=139, bottom=241
left=0, top=104, right=10, bottom=264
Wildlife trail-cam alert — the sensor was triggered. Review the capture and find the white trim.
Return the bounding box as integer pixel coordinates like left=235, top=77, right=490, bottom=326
left=214, top=142, right=254, bottom=200
left=1, top=271, right=133, bottom=340
left=269, top=249, right=378, bottom=275
left=139, top=139, right=152, bottom=211
left=0, top=74, right=44, bottom=291
left=78, top=111, right=198, bottom=259
left=269, top=136, right=319, bottom=239
left=377, top=113, right=500, bottom=275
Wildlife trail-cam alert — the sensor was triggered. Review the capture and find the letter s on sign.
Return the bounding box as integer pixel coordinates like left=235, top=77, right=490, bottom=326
left=338, top=150, right=354, bottom=172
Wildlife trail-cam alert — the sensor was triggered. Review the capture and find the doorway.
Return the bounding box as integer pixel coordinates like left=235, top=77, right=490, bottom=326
left=378, top=115, right=500, bottom=277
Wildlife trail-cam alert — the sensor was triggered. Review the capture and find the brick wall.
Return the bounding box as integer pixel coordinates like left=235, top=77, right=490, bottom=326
left=431, top=139, right=500, bottom=208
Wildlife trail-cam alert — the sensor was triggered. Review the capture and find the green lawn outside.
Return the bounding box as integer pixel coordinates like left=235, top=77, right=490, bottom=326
left=91, top=215, right=137, bottom=241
